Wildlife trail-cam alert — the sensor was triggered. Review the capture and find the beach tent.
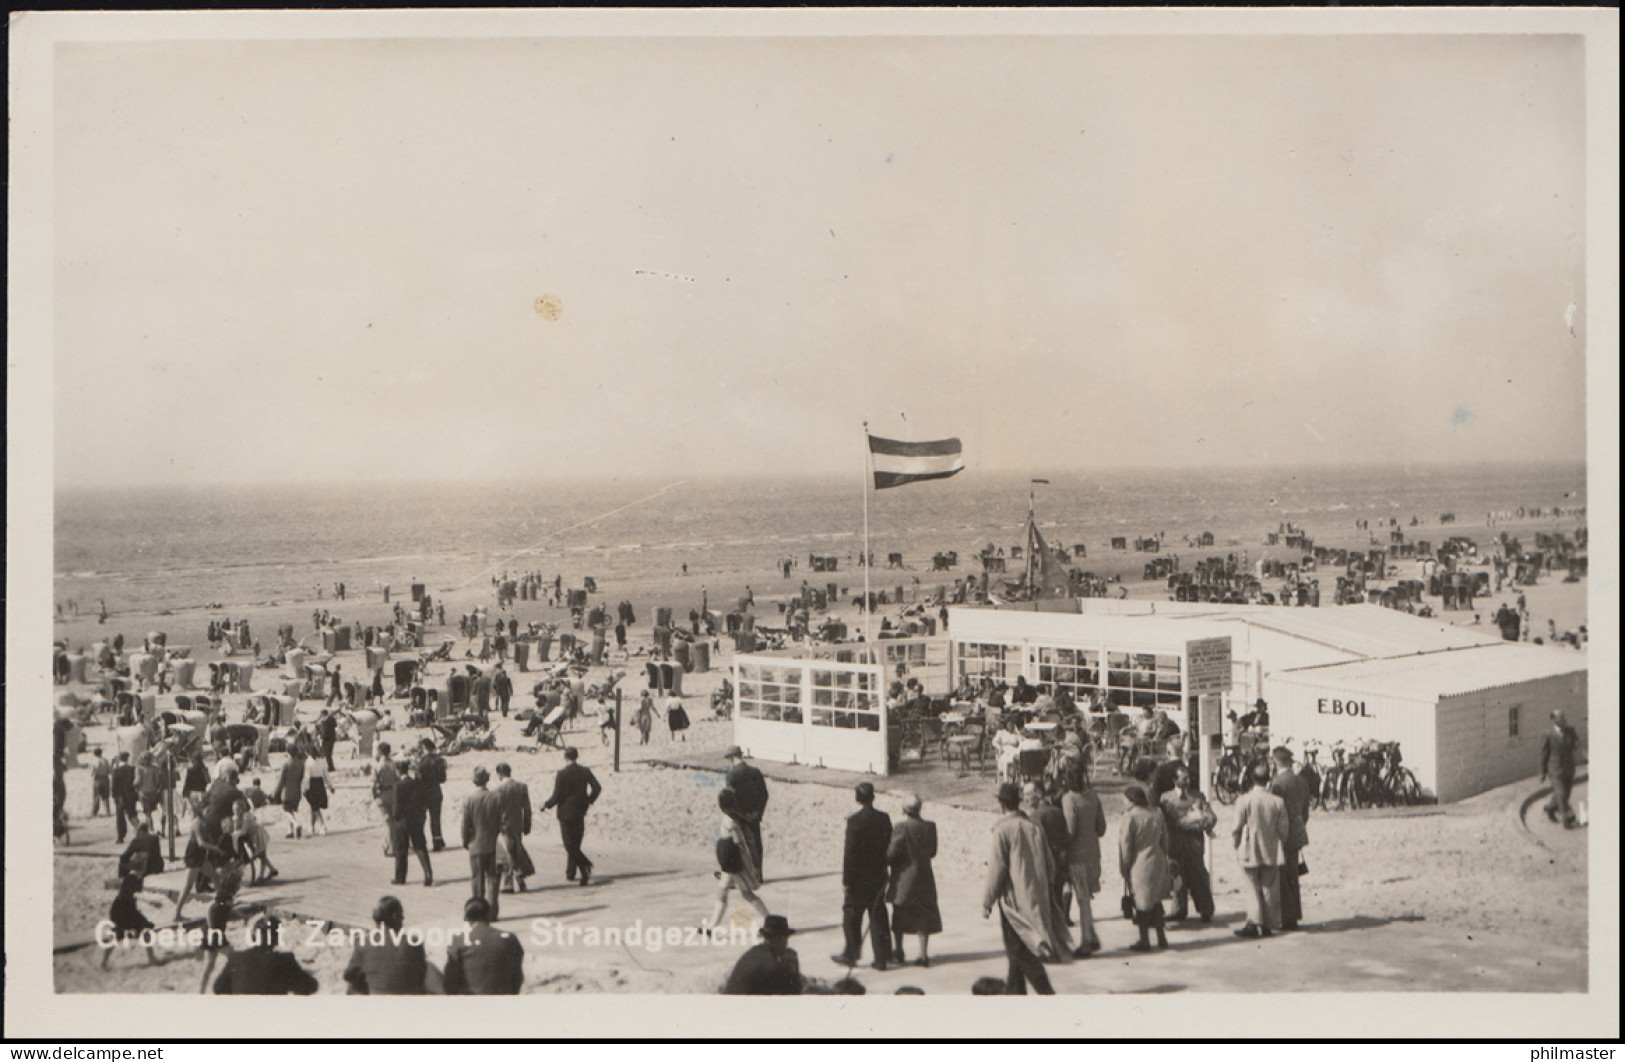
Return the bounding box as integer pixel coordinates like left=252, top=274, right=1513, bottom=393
left=129, top=652, right=158, bottom=686
left=393, top=659, right=420, bottom=695
left=285, top=649, right=308, bottom=680
left=366, top=646, right=390, bottom=670
left=691, top=640, right=711, bottom=673
left=114, top=725, right=152, bottom=761
left=446, top=673, right=471, bottom=710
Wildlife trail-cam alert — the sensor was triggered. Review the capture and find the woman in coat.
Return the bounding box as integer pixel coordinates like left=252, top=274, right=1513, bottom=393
left=1119, top=783, right=1172, bottom=952
left=703, top=788, right=770, bottom=935
left=887, top=793, right=942, bottom=967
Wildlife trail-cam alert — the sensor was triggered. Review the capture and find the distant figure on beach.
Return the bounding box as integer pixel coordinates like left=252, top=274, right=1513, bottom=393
left=102, top=871, right=163, bottom=969
left=1540, top=710, right=1581, bottom=829
left=635, top=690, right=655, bottom=745
left=667, top=695, right=690, bottom=742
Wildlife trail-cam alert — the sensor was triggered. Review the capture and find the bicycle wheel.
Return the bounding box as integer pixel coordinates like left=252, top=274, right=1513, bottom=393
left=1394, top=768, right=1424, bottom=805
left=1211, top=765, right=1237, bottom=805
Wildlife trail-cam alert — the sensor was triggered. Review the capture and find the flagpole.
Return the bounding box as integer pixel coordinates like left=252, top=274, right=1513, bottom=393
left=862, top=422, right=874, bottom=660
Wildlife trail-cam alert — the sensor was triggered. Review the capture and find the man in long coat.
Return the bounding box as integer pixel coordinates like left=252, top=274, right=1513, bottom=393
left=1232, top=763, right=1288, bottom=938
left=461, top=766, right=504, bottom=920
left=982, top=782, right=1071, bottom=994
left=1269, top=746, right=1312, bottom=930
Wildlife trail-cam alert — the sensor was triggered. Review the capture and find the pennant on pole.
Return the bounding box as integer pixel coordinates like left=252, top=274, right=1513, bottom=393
left=868, top=435, right=964, bottom=490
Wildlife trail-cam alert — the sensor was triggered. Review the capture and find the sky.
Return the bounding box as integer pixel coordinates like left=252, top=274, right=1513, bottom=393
left=48, top=26, right=1593, bottom=487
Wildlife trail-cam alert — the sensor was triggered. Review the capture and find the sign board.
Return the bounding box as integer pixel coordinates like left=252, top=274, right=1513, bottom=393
left=1185, top=637, right=1232, bottom=695
left=1199, top=693, right=1223, bottom=736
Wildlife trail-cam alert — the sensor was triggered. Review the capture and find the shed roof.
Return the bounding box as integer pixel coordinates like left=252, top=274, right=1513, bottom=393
left=1275, top=642, right=1587, bottom=701
left=1073, top=600, right=1502, bottom=660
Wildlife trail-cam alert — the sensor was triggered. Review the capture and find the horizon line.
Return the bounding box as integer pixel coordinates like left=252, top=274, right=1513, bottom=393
left=52, top=456, right=1591, bottom=495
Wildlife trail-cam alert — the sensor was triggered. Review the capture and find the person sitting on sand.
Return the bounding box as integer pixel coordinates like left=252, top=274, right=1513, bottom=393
left=212, top=915, right=318, bottom=995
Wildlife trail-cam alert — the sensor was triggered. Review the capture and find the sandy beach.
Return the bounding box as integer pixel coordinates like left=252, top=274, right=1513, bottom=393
left=49, top=505, right=1591, bottom=995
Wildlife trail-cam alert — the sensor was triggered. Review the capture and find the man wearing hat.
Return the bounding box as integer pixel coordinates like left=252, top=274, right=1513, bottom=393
left=1539, top=710, right=1581, bottom=829
left=444, top=897, right=526, bottom=995
left=461, top=766, right=504, bottom=920
left=724, top=745, right=769, bottom=881
left=1269, top=746, right=1312, bottom=931
left=722, top=915, right=804, bottom=995
left=832, top=781, right=894, bottom=971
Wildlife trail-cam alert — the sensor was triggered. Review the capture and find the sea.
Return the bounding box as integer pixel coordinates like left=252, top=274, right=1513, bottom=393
left=53, top=462, right=1587, bottom=616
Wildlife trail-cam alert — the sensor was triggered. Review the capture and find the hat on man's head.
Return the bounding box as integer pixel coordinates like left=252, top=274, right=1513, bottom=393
left=997, top=782, right=1022, bottom=809
left=1254, top=698, right=1268, bottom=709
left=1272, top=745, right=1294, bottom=763
left=723, top=745, right=743, bottom=760
left=760, top=915, right=796, bottom=938
left=472, top=766, right=490, bottom=785
left=854, top=781, right=876, bottom=803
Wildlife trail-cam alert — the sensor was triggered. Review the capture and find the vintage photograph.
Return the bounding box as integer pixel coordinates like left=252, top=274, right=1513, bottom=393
left=7, top=7, right=1617, bottom=1040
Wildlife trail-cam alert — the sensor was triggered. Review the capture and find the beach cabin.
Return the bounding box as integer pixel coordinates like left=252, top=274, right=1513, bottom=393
left=731, top=653, right=888, bottom=776
left=1267, top=643, right=1588, bottom=802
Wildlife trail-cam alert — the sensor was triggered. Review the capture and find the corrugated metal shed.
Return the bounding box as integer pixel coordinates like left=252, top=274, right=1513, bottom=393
left=1278, top=642, right=1587, bottom=701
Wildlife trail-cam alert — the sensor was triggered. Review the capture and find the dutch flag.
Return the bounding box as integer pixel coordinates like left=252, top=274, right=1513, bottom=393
left=868, top=435, right=965, bottom=490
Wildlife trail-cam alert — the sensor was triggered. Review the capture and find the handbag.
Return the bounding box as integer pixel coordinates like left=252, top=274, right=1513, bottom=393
left=1297, top=859, right=1308, bottom=876
left=1120, top=891, right=1136, bottom=920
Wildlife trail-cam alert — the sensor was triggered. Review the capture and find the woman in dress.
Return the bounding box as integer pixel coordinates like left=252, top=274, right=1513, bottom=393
left=703, top=788, right=770, bottom=934
left=887, top=793, right=942, bottom=967
left=304, top=745, right=330, bottom=837
left=1119, top=783, right=1172, bottom=952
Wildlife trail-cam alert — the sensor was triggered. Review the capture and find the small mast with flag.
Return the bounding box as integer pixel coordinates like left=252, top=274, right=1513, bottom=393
left=867, top=434, right=965, bottom=489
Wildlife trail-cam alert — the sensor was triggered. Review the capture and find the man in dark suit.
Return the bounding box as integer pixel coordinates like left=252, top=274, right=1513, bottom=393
left=392, top=760, right=434, bottom=887
left=724, top=745, right=769, bottom=880
left=316, top=709, right=339, bottom=771
left=723, top=915, right=803, bottom=995
left=110, top=752, right=140, bottom=843
left=541, top=746, right=602, bottom=886
left=493, top=762, right=534, bottom=892
left=1540, top=710, right=1582, bottom=828
left=461, top=766, right=504, bottom=920
left=831, top=781, right=894, bottom=971
left=471, top=667, right=493, bottom=717
left=444, top=897, right=525, bottom=994
left=212, top=916, right=319, bottom=995
left=1269, top=746, right=1313, bottom=931
left=493, top=666, right=514, bottom=718
left=416, top=737, right=448, bottom=850
left=342, top=895, right=429, bottom=995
